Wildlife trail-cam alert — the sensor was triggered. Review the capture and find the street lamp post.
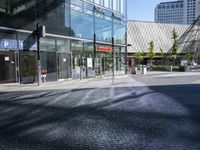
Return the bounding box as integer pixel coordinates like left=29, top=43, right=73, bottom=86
left=36, top=23, right=42, bottom=86
left=35, top=23, right=45, bottom=86
left=112, top=37, right=114, bottom=84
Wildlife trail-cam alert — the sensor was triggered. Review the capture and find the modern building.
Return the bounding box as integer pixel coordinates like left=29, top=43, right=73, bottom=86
left=127, top=20, right=189, bottom=65
left=155, top=0, right=200, bottom=24
left=0, top=0, right=127, bottom=84
left=183, top=0, right=200, bottom=24
left=155, top=0, right=184, bottom=24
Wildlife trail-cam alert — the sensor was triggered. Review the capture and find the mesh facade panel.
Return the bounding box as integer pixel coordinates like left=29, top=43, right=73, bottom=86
left=127, top=21, right=189, bottom=53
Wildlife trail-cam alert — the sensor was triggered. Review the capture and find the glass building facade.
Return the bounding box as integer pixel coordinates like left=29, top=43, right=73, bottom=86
left=0, top=0, right=127, bottom=83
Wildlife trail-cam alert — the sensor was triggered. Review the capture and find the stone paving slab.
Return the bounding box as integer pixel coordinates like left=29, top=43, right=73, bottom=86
left=0, top=72, right=200, bottom=150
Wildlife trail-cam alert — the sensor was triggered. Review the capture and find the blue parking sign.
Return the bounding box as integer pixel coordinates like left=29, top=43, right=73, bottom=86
left=1, top=39, right=11, bottom=48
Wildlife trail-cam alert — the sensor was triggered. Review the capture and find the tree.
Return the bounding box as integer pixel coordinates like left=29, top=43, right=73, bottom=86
left=134, top=51, right=143, bottom=64
left=147, top=41, right=155, bottom=65
left=171, top=28, right=179, bottom=65
left=185, top=49, right=192, bottom=62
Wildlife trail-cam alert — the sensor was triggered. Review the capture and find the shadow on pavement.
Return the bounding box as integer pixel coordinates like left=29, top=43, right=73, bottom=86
left=0, top=84, right=200, bottom=150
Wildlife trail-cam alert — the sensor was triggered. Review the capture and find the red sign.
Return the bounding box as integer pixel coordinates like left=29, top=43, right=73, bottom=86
left=97, top=46, right=112, bottom=52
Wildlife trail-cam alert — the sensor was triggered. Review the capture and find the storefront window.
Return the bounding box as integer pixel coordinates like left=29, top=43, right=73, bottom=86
left=57, top=39, right=70, bottom=53
left=40, top=51, right=57, bottom=81
left=40, top=38, right=57, bottom=81
left=57, top=39, right=71, bottom=79
left=40, top=38, right=56, bottom=52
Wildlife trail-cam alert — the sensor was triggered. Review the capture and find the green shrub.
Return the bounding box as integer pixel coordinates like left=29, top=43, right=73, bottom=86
left=151, top=65, right=166, bottom=71
left=151, top=65, right=180, bottom=71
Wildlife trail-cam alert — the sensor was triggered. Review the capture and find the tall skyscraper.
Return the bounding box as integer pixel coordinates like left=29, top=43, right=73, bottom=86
left=155, top=0, right=200, bottom=24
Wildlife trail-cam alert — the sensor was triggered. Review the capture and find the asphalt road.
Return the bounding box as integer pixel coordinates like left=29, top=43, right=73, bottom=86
left=0, top=73, right=200, bottom=150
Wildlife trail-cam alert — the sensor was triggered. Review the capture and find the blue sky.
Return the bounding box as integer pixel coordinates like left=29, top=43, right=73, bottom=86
left=127, top=0, right=170, bottom=21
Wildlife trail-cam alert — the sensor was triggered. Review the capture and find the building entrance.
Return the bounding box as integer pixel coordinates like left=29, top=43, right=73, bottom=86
left=57, top=53, right=71, bottom=79
left=19, top=51, right=37, bottom=84
left=0, top=50, right=16, bottom=83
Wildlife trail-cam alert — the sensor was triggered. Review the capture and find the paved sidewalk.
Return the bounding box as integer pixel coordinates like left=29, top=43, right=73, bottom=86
left=0, top=74, right=141, bottom=92
left=2, top=71, right=200, bottom=92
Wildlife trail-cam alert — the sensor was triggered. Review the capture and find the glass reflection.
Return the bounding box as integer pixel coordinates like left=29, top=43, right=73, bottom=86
left=95, top=17, right=112, bottom=42
left=71, top=10, right=94, bottom=39
left=114, top=23, right=126, bottom=44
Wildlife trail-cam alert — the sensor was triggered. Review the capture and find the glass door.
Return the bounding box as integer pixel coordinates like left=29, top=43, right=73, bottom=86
left=0, top=50, right=16, bottom=83
left=58, top=53, right=71, bottom=79
left=19, top=51, right=37, bottom=84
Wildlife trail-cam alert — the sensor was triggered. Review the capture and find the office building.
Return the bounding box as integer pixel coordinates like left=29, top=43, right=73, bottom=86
left=155, top=0, right=184, bottom=24
left=0, top=0, right=127, bottom=83
left=155, top=0, right=200, bottom=24
left=183, top=0, right=200, bottom=24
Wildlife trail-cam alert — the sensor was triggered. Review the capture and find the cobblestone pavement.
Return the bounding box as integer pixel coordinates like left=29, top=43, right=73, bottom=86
left=0, top=73, right=200, bottom=150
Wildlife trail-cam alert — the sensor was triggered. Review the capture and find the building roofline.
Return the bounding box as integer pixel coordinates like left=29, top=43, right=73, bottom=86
left=159, top=1, right=183, bottom=5
left=127, top=20, right=189, bottom=26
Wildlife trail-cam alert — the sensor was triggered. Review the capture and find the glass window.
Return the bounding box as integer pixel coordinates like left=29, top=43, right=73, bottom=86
left=0, top=30, right=17, bottom=50
left=0, top=0, right=70, bottom=36
left=84, top=2, right=93, bottom=15
left=95, top=18, right=112, bottom=42
left=71, top=0, right=82, bottom=6
left=71, top=10, right=94, bottom=39
left=0, top=0, right=36, bottom=30
left=17, top=32, right=37, bottom=50
left=57, top=39, right=70, bottom=53
left=40, top=38, right=56, bottom=52
left=117, top=0, right=120, bottom=12
left=0, top=0, right=6, bottom=13
left=104, top=0, right=109, bottom=8
left=114, top=23, right=126, bottom=44
left=104, top=0, right=113, bottom=9
left=113, top=0, right=117, bottom=11
left=65, top=1, right=70, bottom=30
left=71, top=4, right=82, bottom=12
left=40, top=51, right=57, bottom=81
left=95, top=0, right=104, bottom=5
left=120, top=0, right=126, bottom=14
left=104, top=10, right=112, bottom=21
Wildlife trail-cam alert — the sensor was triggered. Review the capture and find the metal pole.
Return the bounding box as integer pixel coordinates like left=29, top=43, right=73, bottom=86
left=37, top=23, right=42, bottom=86
left=112, top=37, right=114, bottom=84
left=80, top=56, right=83, bottom=80
left=93, top=33, right=96, bottom=71
left=100, top=53, right=103, bottom=78
left=125, top=47, right=128, bottom=74
left=16, top=32, right=20, bottom=83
